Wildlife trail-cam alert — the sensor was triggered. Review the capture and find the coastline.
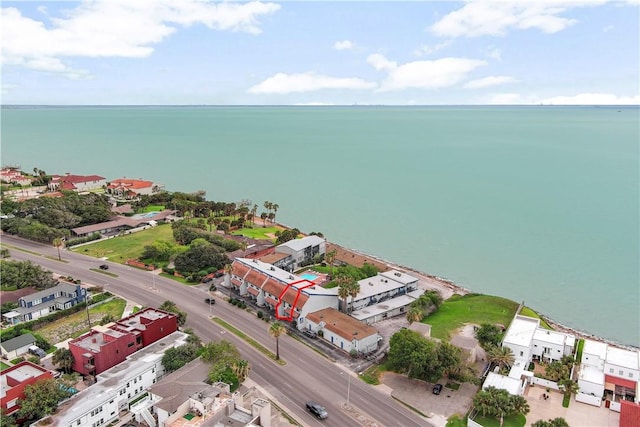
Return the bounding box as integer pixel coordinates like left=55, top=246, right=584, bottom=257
left=316, top=237, right=639, bottom=351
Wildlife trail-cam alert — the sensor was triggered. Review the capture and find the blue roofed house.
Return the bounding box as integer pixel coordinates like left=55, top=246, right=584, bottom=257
left=2, top=283, right=87, bottom=325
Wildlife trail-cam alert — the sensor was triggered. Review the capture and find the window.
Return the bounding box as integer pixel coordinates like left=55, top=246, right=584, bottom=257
left=629, top=373, right=634, bottom=378
left=128, top=342, right=134, bottom=347
left=610, top=368, right=614, bottom=373
left=520, top=351, right=524, bottom=357
left=6, top=399, right=17, bottom=409
left=619, top=370, right=624, bottom=376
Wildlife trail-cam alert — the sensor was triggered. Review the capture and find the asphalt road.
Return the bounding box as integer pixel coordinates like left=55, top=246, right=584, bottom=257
left=1, top=234, right=432, bottom=427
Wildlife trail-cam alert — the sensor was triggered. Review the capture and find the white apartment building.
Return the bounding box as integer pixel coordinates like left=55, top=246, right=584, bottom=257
left=36, top=331, right=188, bottom=427
left=577, top=339, right=639, bottom=408
left=274, top=235, right=326, bottom=271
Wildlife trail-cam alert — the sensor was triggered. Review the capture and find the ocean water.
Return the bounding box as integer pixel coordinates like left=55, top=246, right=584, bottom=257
left=1, top=106, right=638, bottom=346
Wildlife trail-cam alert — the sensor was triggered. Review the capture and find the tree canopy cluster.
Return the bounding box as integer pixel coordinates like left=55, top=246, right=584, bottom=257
left=473, top=386, right=530, bottom=426
left=387, top=328, right=462, bottom=383
left=1, top=192, right=113, bottom=243
left=0, top=260, right=57, bottom=291
left=406, top=290, right=443, bottom=324
left=159, top=300, right=187, bottom=326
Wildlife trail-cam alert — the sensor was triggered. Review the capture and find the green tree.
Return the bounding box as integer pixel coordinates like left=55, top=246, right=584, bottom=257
left=337, top=277, right=351, bottom=314
left=17, top=378, right=73, bottom=421
left=487, top=346, right=515, bottom=371
left=1, top=411, right=18, bottom=427
left=52, top=348, right=74, bottom=374
left=475, top=323, right=503, bottom=349
left=473, top=387, right=530, bottom=427
left=161, top=343, right=199, bottom=372
left=52, top=237, right=64, bottom=261
left=545, top=360, right=570, bottom=381
left=531, top=418, right=570, bottom=427
left=558, top=377, right=579, bottom=397
left=406, top=306, right=424, bottom=324
left=325, top=250, right=337, bottom=276
left=159, top=300, right=187, bottom=326
left=269, top=322, right=286, bottom=360
left=348, top=281, right=360, bottom=314
left=201, top=340, right=240, bottom=365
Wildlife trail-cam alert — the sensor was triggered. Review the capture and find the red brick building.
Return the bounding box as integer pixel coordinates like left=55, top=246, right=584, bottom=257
left=69, top=308, right=178, bottom=376
left=0, top=361, right=54, bottom=415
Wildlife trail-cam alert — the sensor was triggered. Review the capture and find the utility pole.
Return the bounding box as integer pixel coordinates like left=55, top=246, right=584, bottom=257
left=85, top=291, right=91, bottom=328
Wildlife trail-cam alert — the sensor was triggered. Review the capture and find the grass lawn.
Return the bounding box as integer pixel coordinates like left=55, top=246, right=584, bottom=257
left=138, top=205, right=165, bottom=213
left=232, top=226, right=282, bottom=240
left=71, top=223, right=174, bottom=263
left=0, top=362, right=10, bottom=371
left=426, top=294, right=519, bottom=340
left=518, top=307, right=553, bottom=329
left=473, top=414, right=526, bottom=427
left=36, top=298, right=127, bottom=344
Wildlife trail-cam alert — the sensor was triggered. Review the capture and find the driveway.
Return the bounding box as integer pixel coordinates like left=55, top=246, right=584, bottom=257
left=382, top=372, right=478, bottom=427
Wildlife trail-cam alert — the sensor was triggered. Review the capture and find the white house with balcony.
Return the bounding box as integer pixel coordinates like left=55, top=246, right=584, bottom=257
left=274, top=235, right=326, bottom=272
left=577, top=340, right=640, bottom=408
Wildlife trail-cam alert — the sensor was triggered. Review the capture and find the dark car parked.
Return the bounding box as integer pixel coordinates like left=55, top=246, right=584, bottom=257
left=432, top=383, right=443, bottom=395
left=99, top=264, right=109, bottom=270
left=205, top=298, right=215, bottom=305
left=306, top=401, right=328, bottom=420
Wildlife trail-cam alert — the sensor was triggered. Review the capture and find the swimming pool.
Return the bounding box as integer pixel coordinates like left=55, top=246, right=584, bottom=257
left=144, top=211, right=159, bottom=218
left=300, top=273, right=319, bottom=281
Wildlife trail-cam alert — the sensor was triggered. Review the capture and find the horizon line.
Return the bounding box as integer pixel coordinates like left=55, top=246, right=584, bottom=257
left=2, top=104, right=638, bottom=108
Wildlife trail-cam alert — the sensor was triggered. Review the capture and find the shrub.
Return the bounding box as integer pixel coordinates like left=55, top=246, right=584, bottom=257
left=257, top=311, right=263, bottom=319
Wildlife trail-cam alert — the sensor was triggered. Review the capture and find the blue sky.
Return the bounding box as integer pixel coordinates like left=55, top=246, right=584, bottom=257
left=2, top=0, right=639, bottom=105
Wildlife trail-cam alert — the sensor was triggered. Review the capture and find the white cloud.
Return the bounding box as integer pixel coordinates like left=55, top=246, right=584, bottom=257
left=464, top=75, right=517, bottom=89
left=539, top=93, right=640, bottom=105
left=367, top=54, right=486, bottom=91
left=603, top=24, right=614, bottom=32
left=413, top=40, right=453, bottom=56
left=367, top=54, right=398, bottom=72
left=334, top=40, right=355, bottom=50
left=248, top=72, right=377, bottom=94
left=429, top=2, right=592, bottom=37
left=1, top=84, right=17, bottom=94
left=486, top=47, right=502, bottom=61
left=1, top=1, right=280, bottom=78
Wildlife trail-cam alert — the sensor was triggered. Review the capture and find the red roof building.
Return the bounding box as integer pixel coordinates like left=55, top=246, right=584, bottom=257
left=0, top=361, right=54, bottom=415
left=620, top=400, right=640, bottom=427
left=49, top=173, right=106, bottom=193
left=68, top=308, right=178, bottom=377
left=106, top=178, right=164, bottom=199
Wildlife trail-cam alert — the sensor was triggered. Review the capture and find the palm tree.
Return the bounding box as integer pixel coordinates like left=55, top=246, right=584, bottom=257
left=545, top=360, right=569, bottom=381
left=52, top=348, right=74, bottom=374
left=558, top=377, right=579, bottom=397
left=272, top=203, right=279, bottom=224
left=207, top=216, right=216, bottom=232
left=269, top=322, right=286, bottom=360
left=487, top=346, right=515, bottom=371
left=53, top=237, right=63, bottom=261
left=406, top=306, right=424, bottom=324
left=224, top=263, right=234, bottom=299
left=260, top=212, right=268, bottom=226
left=348, top=281, right=360, bottom=314
left=232, top=359, right=251, bottom=382
left=336, top=276, right=351, bottom=313
left=325, top=250, right=337, bottom=277
left=251, top=204, right=258, bottom=226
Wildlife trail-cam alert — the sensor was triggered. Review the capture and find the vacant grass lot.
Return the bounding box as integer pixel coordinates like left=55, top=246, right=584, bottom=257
left=232, top=226, right=282, bottom=240
left=37, top=298, right=126, bottom=344
left=72, top=223, right=174, bottom=263
left=0, top=362, right=10, bottom=370
left=425, top=294, right=519, bottom=340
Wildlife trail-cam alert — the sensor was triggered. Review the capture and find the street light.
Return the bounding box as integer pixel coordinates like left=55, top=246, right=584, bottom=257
left=341, top=371, right=351, bottom=409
